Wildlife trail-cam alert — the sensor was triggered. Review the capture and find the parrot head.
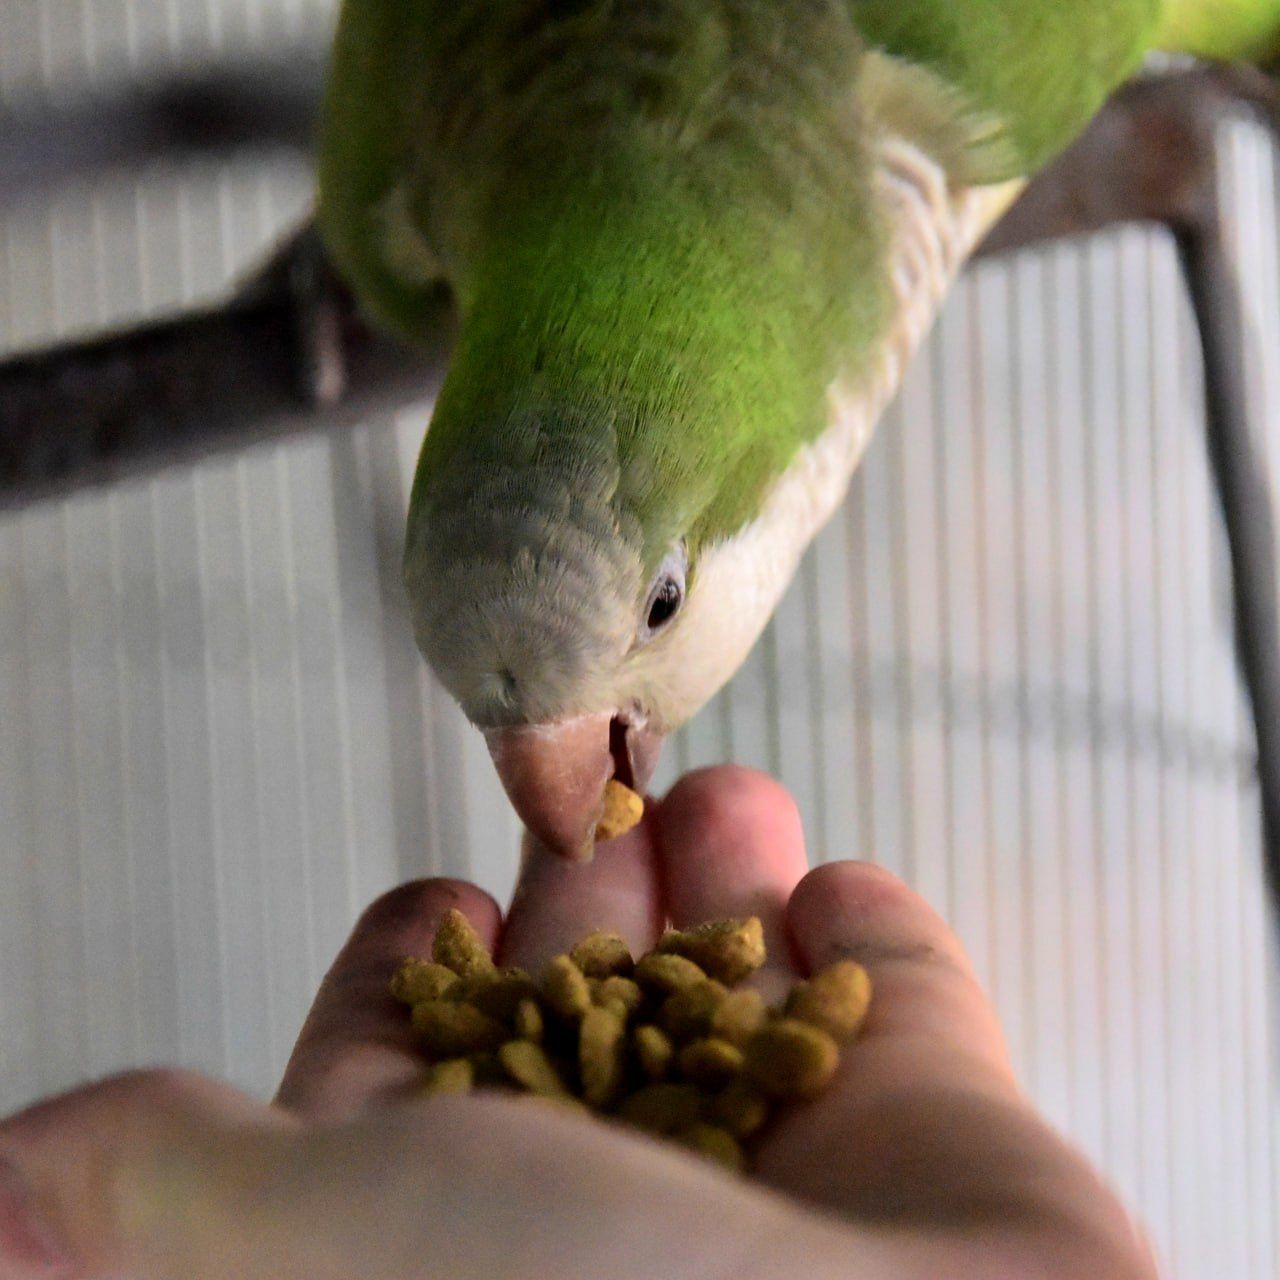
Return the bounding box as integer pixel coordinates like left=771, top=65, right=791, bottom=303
left=391, top=5, right=889, bottom=861
left=403, top=389, right=790, bottom=861
left=323, top=0, right=1173, bottom=862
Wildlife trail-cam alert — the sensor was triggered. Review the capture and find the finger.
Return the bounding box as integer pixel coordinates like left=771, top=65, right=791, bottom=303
left=786, top=861, right=1014, bottom=1084
left=761, top=863, right=1155, bottom=1270
left=756, top=861, right=1023, bottom=1217
left=0, top=1154, right=77, bottom=1278
left=655, top=767, right=809, bottom=999
left=0, top=1070, right=291, bottom=1279
left=276, top=880, right=500, bottom=1120
left=498, top=815, right=664, bottom=972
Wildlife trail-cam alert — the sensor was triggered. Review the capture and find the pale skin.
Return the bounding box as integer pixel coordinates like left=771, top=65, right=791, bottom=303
left=0, top=767, right=1157, bottom=1280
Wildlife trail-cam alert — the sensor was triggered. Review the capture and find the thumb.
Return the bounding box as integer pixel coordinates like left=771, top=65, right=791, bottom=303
left=1, top=1073, right=871, bottom=1280
left=0, top=1070, right=294, bottom=1280
left=787, top=860, right=1018, bottom=1095
left=759, top=862, right=1151, bottom=1279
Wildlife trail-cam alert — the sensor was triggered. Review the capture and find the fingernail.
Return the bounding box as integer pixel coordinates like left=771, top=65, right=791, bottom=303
left=0, top=1158, right=75, bottom=1277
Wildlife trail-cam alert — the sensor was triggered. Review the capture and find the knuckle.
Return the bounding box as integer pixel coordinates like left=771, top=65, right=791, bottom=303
left=101, top=1067, right=211, bottom=1116
left=354, top=879, right=491, bottom=936
left=830, top=938, right=967, bottom=981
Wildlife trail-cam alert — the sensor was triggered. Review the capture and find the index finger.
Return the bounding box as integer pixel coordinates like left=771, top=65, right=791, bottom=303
left=275, top=879, right=501, bottom=1121
left=786, top=861, right=1014, bottom=1086
left=654, top=767, right=811, bottom=1001
left=497, top=816, right=664, bottom=971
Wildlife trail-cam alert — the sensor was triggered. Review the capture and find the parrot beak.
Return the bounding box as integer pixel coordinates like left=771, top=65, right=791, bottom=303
left=485, top=712, right=665, bottom=861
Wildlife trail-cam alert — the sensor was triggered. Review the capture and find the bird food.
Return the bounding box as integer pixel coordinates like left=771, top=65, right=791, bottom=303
left=595, top=779, right=645, bottom=842
left=390, top=909, right=871, bottom=1171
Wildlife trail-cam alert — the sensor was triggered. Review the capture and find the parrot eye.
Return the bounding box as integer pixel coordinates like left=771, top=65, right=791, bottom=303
left=640, top=546, right=687, bottom=641
left=647, top=578, right=682, bottom=628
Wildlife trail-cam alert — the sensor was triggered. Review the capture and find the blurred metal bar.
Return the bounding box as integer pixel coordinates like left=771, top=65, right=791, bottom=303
left=0, top=52, right=326, bottom=208
left=1178, top=228, right=1280, bottom=920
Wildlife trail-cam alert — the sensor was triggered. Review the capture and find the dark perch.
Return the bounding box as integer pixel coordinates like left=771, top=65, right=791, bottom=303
left=0, top=233, right=453, bottom=506
left=1178, top=231, right=1280, bottom=919
left=0, top=51, right=325, bottom=208
left=1, top=63, right=1279, bottom=926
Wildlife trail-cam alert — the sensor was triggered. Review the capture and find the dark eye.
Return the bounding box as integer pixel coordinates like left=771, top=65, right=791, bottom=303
left=647, top=576, right=682, bottom=630
left=639, top=546, right=687, bottom=642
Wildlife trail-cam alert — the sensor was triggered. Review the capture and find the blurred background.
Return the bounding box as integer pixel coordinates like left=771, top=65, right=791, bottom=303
left=1, top=3, right=1278, bottom=1276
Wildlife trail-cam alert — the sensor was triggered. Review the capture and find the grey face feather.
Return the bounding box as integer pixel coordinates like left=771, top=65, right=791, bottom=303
left=404, top=403, right=645, bottom=728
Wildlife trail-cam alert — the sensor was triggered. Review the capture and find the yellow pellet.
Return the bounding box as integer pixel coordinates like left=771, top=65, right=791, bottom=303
left=592, top=975, right=643, bottom=1019
left=634, top=1024, right=674, bottom=1080
left=499, top=1040, right=570, bottom=1097
left=675, top=1123, right=746, bottom=1173
left=580, top=1005, right=627, bottom=1108
left=421, top=1058, right=474, bottom=1095
left=514, top=997, right=544, bottom=1042
left=571, top=931, right=634, bottom=979
left=713, top=1078, right=771, bottom=1139
left=634, top=953, right=707, bottom=997
left=657, top=918, right=766, bottom=985
left=678, top=1037, right=745, bottom=1090
left=541, top=955, right=593, bottom=1020
left=595, top=779, right=644, bottom=842
left=432, top=908, right=495, bottom=979
left=460, top=968, right=538, bottom=1023
left=786, top=961, right=872, bottom=1042
left=744, top=1019, right=840, bottom=1099
left=710, top=988, right=768, bottom=1048
left=390, top=958, right=458, bottom=1006
left=412, top=1000, right=507, bottom=1059
left=659, top=979, right=729, bottom=1043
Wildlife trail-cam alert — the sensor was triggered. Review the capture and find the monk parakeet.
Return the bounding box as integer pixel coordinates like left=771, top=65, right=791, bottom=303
left=318, top=1, right=1280, bottom=859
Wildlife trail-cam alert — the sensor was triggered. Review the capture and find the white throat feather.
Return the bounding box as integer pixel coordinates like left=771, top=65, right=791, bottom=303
left=637, top=132, right=1024, bottom=726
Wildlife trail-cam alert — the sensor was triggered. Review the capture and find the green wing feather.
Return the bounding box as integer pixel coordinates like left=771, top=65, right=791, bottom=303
left=323, top=0, right=1278, bottom=572
left=1157, top=0, right=1280, bottom=60
left=317, top=3, right=446, bottom=340
left=849, top=1, right=1161, bottom=178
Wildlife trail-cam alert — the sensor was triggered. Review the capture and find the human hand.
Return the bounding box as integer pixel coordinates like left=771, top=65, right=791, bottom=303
left=0, top=767, right=1157, bottom=1280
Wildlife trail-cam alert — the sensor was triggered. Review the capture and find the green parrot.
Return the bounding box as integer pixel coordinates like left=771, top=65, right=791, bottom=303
left=317, top=1, right=1280, bottom=860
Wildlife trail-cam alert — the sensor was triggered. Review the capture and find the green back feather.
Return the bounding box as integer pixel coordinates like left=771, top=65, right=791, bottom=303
left=1157, top=0, right=1280, bottom=61
left=322, top=0, right=1172, bottom=576
left=402, top=1, right=889, bottom=561
left=849, top=0, right=1161, bottom=178
left=317, top=5, right=444, bottom=340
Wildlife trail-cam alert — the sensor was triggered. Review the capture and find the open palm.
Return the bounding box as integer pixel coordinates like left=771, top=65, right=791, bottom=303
left=0, top=768, right=1154, bottom=1280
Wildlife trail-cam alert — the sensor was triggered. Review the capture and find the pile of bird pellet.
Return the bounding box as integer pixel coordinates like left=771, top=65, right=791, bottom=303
left=390, top=909, right=872, bottom=1172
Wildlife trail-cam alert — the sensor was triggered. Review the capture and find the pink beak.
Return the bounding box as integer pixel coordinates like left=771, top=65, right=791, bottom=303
left=485, top=712, right=665, bottom=861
